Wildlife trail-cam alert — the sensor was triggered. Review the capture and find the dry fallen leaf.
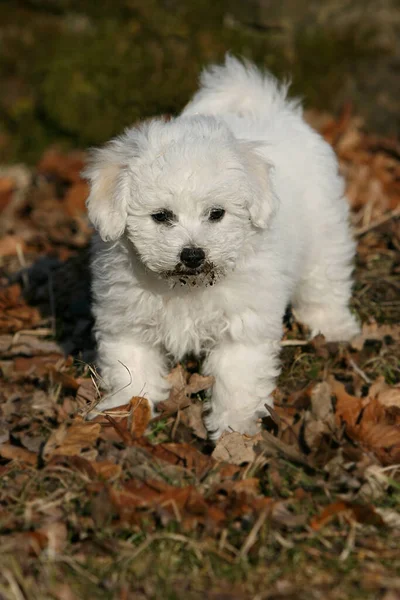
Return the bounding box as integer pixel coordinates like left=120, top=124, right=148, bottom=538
left=43, top=418, right=101, bottom=461
left=310, top=501, right=386, bottom=531
left=212, top=431, right=261, bottom=465
left=158, top=364, right=214, bottom=416
left=0, top=285, right=41, bottom=334
left=332, top=377, right=400, bottom=465
left=180, top=402, right=208, bottom=439
left=129, top=397, right=152, bottom=438
left=0, top=443, right=37, bottom=465
left=0, top=334, right=63, bottom=358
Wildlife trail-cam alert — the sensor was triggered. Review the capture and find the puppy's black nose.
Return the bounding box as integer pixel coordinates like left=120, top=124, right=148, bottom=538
left=180, top=247, right=205, bottom=269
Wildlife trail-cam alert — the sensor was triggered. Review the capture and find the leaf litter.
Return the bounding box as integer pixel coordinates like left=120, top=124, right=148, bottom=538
left=0, top=112, right=400, bottom=598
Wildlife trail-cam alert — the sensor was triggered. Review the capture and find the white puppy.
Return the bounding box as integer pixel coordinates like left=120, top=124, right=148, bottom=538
left=85, top=56, right=359, bottom=439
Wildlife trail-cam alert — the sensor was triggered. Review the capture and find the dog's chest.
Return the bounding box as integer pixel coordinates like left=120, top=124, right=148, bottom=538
left=155, top=292, right=228, bottom=358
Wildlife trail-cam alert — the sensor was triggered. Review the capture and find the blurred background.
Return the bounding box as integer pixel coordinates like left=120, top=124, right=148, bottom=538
left=1, top=0, right=400, bottom=164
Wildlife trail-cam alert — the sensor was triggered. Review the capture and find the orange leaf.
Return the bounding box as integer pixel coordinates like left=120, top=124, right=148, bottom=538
left=310, top=501, right=385, bottom=531
left=0, top=443, right=37, bottom=465
left=129, top=397, right=151, bottom=438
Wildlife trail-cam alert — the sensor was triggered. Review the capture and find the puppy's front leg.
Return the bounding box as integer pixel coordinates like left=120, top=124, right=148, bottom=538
left=93, top=336, right=171, bottom=414
left=203, top=341, right=280, bottom=440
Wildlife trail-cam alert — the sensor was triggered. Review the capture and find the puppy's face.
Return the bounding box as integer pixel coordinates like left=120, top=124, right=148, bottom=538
left=85, top=116, right=276, bottom=287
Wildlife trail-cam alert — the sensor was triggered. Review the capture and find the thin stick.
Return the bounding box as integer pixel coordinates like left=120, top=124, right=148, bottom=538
left=355, top=206, right=400, bottom=237
left=239, top=505, right=271, bottom=559
left=347, top=357, right=372, bottom=384
left=280, top=339, right=309, bottom=347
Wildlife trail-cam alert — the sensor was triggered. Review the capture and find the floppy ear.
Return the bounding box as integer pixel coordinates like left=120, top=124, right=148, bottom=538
left=83, top=136, right=136, bottom=242
left=238, top=141, right=278, bottom=229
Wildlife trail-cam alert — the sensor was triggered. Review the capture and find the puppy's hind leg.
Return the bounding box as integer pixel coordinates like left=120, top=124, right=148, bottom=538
left=292, top=215, right=360, bottom=342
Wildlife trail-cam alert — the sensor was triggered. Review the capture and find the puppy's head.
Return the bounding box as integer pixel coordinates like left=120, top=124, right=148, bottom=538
left=85, top=116, right=277, bottom=286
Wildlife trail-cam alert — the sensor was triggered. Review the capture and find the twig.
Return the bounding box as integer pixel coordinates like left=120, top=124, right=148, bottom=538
left=280, top=339, right=309, bottom=347
left=120, top=533, right=203, bottom=564
left=17, top=328, right=54, bottom=336
left=339, top=520, right=357, bottom=561
left=239, top=505, right=271, bottom=559
left=3, top=569, right=25, bottom=600
left=348, top=357, right=372, bottom=384
left=355, top=206, right=400, bottom=237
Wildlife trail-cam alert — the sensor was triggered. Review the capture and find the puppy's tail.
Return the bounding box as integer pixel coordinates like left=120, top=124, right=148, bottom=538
left=183, top=54, right=301, bottom=118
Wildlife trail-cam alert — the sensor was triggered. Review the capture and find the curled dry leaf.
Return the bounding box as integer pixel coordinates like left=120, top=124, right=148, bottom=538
left=332, top=377, right=400, bottom=465
left=157, top=364, right=214, bottom=416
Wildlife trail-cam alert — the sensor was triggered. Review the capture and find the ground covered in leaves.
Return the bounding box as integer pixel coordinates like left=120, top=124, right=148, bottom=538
left=0, top=112, right=400, bottom=599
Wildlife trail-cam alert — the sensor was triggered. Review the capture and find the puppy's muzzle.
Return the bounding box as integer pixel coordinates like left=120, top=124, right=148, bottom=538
left=180, top=247, right=205, bottom=270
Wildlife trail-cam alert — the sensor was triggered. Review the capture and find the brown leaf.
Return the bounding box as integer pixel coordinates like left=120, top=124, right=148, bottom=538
left=0, top=443, right=37, bottom=465
left=129, top=397, right=151, bottom=438
left=180, top=402, right=208, bottom=439
left=186, top=373, right=214, bottom=395
left=90, top=460, right=122, bottom=481
left=43, top=418, right=101, bottom=460
left=13, top=354, right=65, bottom=376
left=310, top=501, right=386, bottom=531
left=331, top=377, right=364, bottom=429
left=48, top=366, right=80, bottom=390
left=150, top=441, right=214, bottom=477
left=212, top=432, right=261, bottom=465
left=76, top=378, right=98, bottom=404
left=332, top=377, right=400, bottom=464
left=0, top=284, right=40, bottom=333
left=158, top=365, right=214, bottom=416
left=0, top=334, right=62, bottom=358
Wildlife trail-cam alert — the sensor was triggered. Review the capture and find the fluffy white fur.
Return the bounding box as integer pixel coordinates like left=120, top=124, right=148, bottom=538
left=85, top=56, right=359, bottom=439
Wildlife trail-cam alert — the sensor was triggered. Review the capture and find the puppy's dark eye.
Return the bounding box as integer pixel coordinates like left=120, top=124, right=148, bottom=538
left=209, top=208, right=225, bottom=222
left=151, top=210, right=174, bottom=224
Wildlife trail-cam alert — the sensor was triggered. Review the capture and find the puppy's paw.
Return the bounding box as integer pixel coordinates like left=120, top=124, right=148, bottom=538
left=316, top=311, right=360, bottom=343
left=295, top=305, right=360, bottom=343
left=89, top=376, right=171, bottom=418
left=204, top=408, right=261, bottom=442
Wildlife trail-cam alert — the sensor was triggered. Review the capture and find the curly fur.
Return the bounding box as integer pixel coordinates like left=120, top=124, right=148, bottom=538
left=85, top=55, right=359, bottom=439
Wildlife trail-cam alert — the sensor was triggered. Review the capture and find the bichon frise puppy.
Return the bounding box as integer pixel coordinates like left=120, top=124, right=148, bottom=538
left=85, top=56, right=359, bottom=439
